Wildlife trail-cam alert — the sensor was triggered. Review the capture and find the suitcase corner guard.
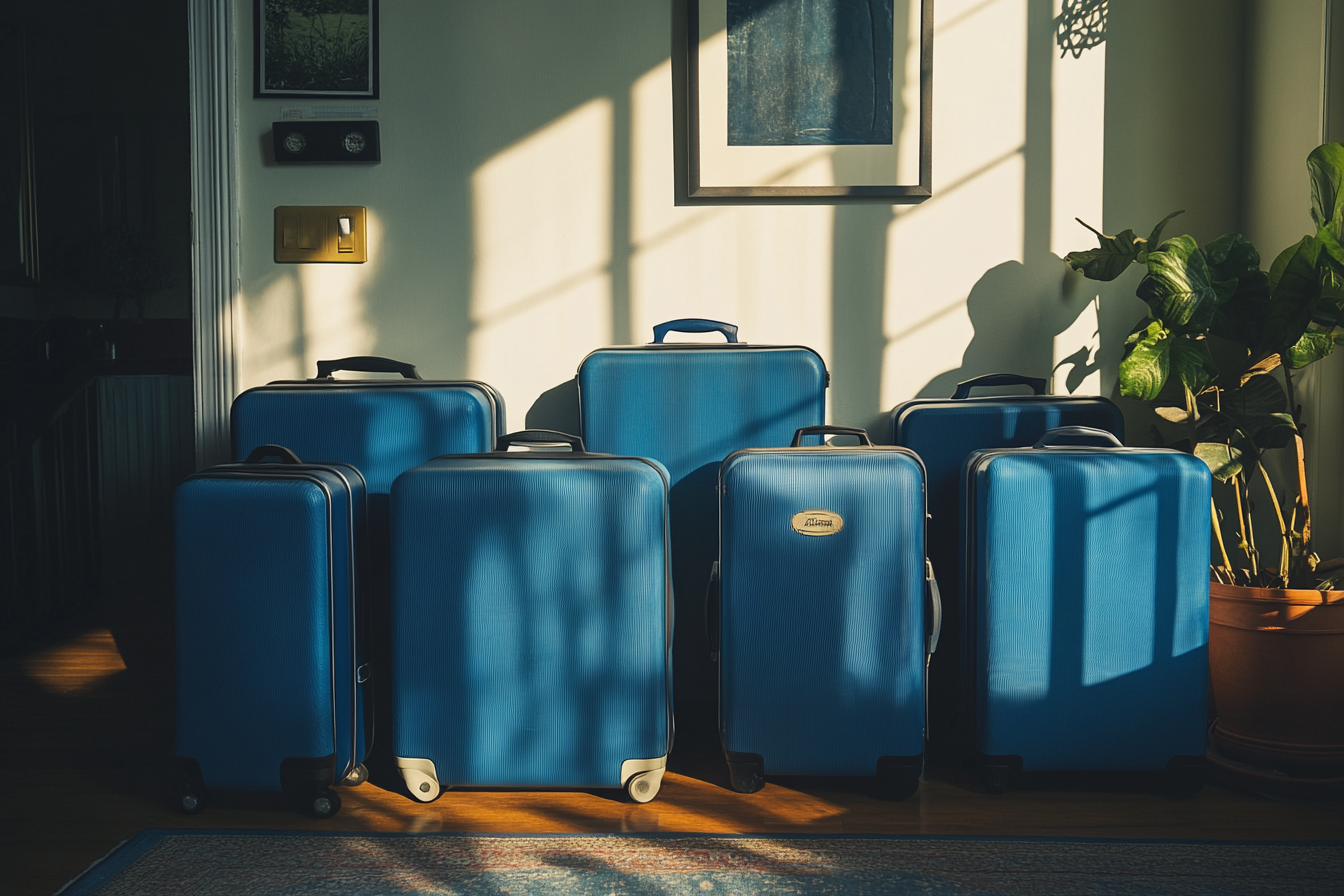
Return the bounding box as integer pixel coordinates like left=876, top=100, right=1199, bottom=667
left=620, top=756, right=668, bottom=803
left=398, top=757, right=441, bottom=802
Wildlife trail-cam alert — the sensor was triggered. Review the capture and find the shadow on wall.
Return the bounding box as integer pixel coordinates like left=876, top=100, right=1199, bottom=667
left=918, top=255, right=1100, bottom=401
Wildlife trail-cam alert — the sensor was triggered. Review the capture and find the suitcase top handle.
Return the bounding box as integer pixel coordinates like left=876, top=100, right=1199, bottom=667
left=315, top=356, right=422, bottom=380
left=496, top=429, right=586, bottom=453
left=245, top=444, right=304, bottom=464
left=951, top=373, right=1047, bottom=399
left=1033, top=426, right=1124, bottom=449
left=651, top=318, right=739, bottom=344
left=791, top=425, right=873, bottom=447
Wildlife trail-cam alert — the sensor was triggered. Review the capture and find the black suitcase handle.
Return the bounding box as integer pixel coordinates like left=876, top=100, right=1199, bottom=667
left=315, top=356, right=422, bottom=380
left=951, top=373, right=1047, bottom=399
left=244, top=444, right=304, bottom=464
left=651, top=319, right=739, bottom=344
left=495, top=430, right=586, bottom=453
left=1033, top=426, right=1124, bottom=449
left=926, top=560, right=942, bottom=656
left=791, top=425, right=873, bottom=447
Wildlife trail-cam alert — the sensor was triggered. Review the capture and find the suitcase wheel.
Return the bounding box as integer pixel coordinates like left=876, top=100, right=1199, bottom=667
left=401, top=764, right=442, bottom=803
left=727, top=760, right=765, bottom=794
left=310, top=789, right=342, bottom=819
left=340, top=763, right=369, bottom=787
left=625, top=771, right=661, bottom=803
left=176, top=757, right=208, bottom=814
left=178, top=788, right=206, bottom=815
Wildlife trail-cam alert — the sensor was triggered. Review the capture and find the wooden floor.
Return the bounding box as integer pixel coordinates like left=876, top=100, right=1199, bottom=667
left=4, top=629, right=1342, bottom=896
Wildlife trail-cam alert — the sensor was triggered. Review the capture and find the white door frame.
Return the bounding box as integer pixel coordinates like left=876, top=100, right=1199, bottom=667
left=187, top=0, right=240, bottom=469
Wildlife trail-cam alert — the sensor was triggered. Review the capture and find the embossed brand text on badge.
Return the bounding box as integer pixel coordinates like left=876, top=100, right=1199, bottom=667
left=791, top=510, right=844, bottom=536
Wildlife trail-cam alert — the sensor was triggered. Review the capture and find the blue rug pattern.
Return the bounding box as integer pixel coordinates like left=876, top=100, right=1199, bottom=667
left=59, top=830, right=1344, bottom=895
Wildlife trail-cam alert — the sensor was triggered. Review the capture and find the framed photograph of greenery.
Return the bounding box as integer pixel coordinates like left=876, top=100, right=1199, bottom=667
left=255, top=0, right=379, bottom=99
left=682, top=0, right=931, bottom=204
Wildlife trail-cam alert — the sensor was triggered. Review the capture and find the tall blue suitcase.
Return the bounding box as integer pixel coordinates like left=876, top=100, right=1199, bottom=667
left=890, top=374, right=1123, bottom=754
left=391, top=430, right=673, bottom=803
left=962, top=427, right=1210, bottom=793
left=174, top=446, right=369, bottom=818
left=578, top=319, right=827, bottom=702
left=714, top=426, right=940, bottom=800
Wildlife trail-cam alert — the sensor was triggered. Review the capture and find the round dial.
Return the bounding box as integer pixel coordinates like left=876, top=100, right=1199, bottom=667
left=343, top=131, right=366, bottom=154
left=283, top=131, right=307, bottom=154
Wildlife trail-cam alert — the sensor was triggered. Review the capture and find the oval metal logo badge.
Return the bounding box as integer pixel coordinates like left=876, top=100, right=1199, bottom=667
left=791, top=510, right=844, bottom=536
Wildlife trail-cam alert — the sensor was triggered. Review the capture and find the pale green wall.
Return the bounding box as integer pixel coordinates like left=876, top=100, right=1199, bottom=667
left=232, top=0, right=1252, bottom=444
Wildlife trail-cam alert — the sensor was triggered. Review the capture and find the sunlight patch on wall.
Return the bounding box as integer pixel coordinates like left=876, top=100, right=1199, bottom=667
left=468, top=99, right=613, bottom=426
left=1050, top=2, right=1105, bottom=395
left=629, top=60, right=833, bottom=357
left=237, top=274, right=303, bottom=390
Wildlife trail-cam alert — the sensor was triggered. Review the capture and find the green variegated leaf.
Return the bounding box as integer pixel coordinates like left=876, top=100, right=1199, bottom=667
left=1264, top=235, right=1326, bottom=350
left=1171, top=336, right=1219, bottom=394
left=1118, top=321, right=1171, bottom=400
left=1308, top=142, right=1344, bottom=232
left=1227, top=373, right=1289, bottom=418
left=1204, top=233, right=1261, bottom=282
left=1195, top=441, right=1244, bottom=481
left=1146, top=210, right=1186, bottom=258
left=1065, top=222, right=1147, bottom=281
left=1137, top=235, right=1228, bottom=334
left=1285, top=330, right=1336, bottom=368
left=1255, top=412, right=1298, bottom=449
left=1155, top=405, right=1189, bottom=423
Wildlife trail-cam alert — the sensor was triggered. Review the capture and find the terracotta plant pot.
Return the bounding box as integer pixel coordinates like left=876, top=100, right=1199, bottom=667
left=1209, top=582, right=1344, bottom=776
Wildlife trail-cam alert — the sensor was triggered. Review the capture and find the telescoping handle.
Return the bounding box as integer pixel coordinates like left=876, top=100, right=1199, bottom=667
left=926, top=560, right=942, bottom=657
left=1033, top=426, right=1124, bottom=449
left=245, top=444, right=304, bottom=464
left=495, top=430, right=586, bottom=453
left=791, top=425, right=873, bottom=447
left=951, top=373, right=1047, bottom=400
left=315, top=356, right=422, bottom=380
left=705, top=561, right=721, bottom=663
left=651, top=319, right=740, bottom=344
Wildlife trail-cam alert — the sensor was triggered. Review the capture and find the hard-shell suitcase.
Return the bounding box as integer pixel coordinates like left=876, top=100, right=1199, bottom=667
left=578, top=319, right=828, bottom=702
left=174, top=446, right=370, bottom=818
left=391, top=430, right=673, bottom=803
left=962, top=427, right=1210, bottom=793
left=889, top=373, right=1123, bottom=754
left=714, top=426, right=941, bottom=800
left=231, top=356, right=506, bottom=494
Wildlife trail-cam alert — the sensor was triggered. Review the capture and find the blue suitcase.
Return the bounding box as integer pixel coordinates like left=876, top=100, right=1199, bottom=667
left=174, top=446, right=369, bottom=818
left=578, top=319, right=827, bottom=702
left=390, top=430, right=673, bottom=803
left=890, top=374, right=1123, bottom=754
left=962, top=427, right=1210, bottom=793
left=714, top=426, right=940, bottom=799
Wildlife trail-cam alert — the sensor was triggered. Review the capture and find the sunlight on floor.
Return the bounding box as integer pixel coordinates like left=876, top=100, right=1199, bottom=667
left=22, top=629, right=126, bottom=695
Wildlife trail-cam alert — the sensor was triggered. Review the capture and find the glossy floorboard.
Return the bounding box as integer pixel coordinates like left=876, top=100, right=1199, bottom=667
left=4, top=629, right=1342, bottom=896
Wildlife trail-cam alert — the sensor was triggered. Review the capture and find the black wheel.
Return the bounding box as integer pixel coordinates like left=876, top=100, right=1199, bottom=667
left=341, top=763, right=369, bottom=786
left=179, top=789, right=206, bottom=814
left=311, top=789, right=342, bottom=819
left=727, top=760, right=765, bottom=794
left=875, top=768, right=921, bottom=802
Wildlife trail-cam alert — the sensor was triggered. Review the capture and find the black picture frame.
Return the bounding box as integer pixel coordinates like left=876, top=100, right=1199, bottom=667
left=254, top=0, right=380, bottom=100
left=681, top=0, right=932, bottom=204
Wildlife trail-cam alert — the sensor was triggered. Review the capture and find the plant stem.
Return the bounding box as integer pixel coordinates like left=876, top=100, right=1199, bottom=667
left=1211, top=496, right=1233, bottom=573
left=1235, top=472, right=1260, bottom=579
left=1183, top=385, right=1200, bottom=453
left=1283, top=362, right=1299, bottom=423
left=1255, top=461, right=1291, bottom=582
left=1295, top=432, right=1312, bottom=556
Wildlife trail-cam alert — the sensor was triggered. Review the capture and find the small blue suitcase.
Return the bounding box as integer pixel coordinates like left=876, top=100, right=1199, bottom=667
left=962, top=427, right=1210, bottom=793
left=714, top=426, right=940, bottom=799
left=578, top=319, right=828, bottom=702
left=174, top=446, right=370, bottom=818
left=391, top=430, right=672, bottom=803
left=890, top=374, right=1123, bottom=754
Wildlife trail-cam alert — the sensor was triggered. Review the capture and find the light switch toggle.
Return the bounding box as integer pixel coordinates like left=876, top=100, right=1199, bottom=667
left=337, top=216, right=353, bottom=253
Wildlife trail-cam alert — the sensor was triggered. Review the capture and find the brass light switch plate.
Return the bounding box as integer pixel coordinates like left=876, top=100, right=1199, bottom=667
left=274, top=206, right=367, bottom=263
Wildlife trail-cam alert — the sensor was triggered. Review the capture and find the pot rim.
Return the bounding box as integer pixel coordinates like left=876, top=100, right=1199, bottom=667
left=1210, top=581, right=1344, bottom=607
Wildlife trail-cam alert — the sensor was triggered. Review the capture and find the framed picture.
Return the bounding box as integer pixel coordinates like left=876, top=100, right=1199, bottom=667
left=683, top=0, right=932, bottom=203
left=255, top=0, right=379, bottom=99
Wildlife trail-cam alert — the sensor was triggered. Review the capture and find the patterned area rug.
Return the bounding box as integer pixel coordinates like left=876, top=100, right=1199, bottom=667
left=58, top=831, right=1343, bottom=895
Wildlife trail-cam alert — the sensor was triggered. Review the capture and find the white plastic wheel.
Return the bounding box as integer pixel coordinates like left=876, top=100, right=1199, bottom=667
left=402, top=766, right=441, bottom=802
left=625, top=771, right=660, bottom=803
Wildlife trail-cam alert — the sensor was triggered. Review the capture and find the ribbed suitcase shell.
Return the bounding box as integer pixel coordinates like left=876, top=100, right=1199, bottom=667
left=890, top=381, right=1122, bottom=749
left=718, top=445, right=929, bottom=775
left=175, top=460, right=368, bottom=792
left=391, top=449, right=672, bottom=789
left=231, top=376, right=505, bottom=494
left=578, top=326, right=827, bottom=701
left=963, top=441, right=1210, bottom=771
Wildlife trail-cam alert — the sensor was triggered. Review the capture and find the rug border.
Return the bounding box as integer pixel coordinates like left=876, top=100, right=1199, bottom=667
left=55, top=831, right=166, bottom=896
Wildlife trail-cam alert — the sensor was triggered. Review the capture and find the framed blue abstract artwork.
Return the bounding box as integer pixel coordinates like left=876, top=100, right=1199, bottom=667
left=683, top=0, right=932, bottom=203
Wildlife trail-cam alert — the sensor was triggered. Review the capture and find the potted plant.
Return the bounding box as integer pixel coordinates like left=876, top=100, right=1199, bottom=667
left=1065, top=143, right=1344, bottom=784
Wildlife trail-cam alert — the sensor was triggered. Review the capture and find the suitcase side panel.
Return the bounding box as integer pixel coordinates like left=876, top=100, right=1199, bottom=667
left=232, top=385, right=497, bottom=493
left=578, top=347, right=826, bottom=701
left=175, top=477, right=336, bottom=791
left=392, top=458, right=670, bottom=788
left=890, top=398, right=1123, bottom=747
left=720, top=451, right=927, bottom=774
left=973, top=451, right=1211, bottom=770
